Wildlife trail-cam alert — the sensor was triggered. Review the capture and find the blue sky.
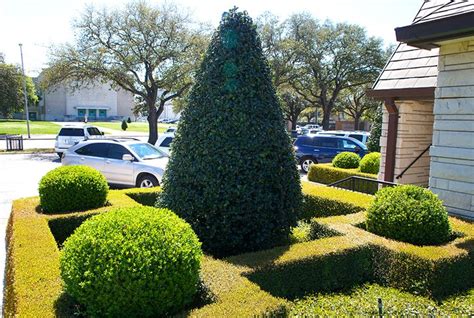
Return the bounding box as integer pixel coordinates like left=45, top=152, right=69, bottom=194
left=0, top=0, right=422, bottom=76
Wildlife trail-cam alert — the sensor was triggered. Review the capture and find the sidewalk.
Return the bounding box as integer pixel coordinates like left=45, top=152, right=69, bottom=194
left=0, top=154, right=61, bottom=311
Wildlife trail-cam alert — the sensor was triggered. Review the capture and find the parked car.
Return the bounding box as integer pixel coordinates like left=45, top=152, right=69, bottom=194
left=156, top=132, right=175, bottom=155
left=304, top=124, right=322, bottom=131
left=62, top=139, right=169, bottom=188
left=55, top=125, right=104, bottom=158
left=294, top=135, right=367, bottom=173
left=165, top=126, right=177, bottom=134
left=316, top=131, right=370, bottom=144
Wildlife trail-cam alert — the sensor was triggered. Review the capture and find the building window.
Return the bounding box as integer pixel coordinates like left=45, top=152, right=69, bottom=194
left=99, top=109, right=107, bottom=118
left=28, top=112, right=37, bottom=121
left=88, top=109, right=97, bottom=118
left=78, top=109, right=86, bottom=117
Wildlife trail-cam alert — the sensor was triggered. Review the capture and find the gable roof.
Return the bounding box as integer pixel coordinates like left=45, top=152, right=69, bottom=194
left=396, top=0, right=474, bottom=49
left=369, top=0, right=474, bottom=99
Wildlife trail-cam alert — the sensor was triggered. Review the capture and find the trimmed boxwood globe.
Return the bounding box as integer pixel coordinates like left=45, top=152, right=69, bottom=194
left=332, top=152, right=360, bottom=169
left=60, top=206, right=202, bottom=317
left=366, top=185, right=451, bottom=245
left=359, top=152, right=381, bottom=174
left=158, top=9, right=302, bottom=256
left=39, top=165, right=108, bottom=213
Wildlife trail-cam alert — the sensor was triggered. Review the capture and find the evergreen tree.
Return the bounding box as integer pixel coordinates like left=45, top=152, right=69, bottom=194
left=159, top=8, right=302, bottom=257
left=121, top=120, right=128, bottom=131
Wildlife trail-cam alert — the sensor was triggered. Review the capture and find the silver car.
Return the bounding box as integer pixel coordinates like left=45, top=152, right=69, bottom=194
left=62, top=139, right=168, bottom=188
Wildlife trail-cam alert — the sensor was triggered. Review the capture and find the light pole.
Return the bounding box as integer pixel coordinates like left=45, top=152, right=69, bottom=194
left=19, top=43, right=31, bottom=138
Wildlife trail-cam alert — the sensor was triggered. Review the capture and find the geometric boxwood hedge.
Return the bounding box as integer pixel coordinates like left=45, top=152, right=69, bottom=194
left=5, top=183, right=474, bottom=317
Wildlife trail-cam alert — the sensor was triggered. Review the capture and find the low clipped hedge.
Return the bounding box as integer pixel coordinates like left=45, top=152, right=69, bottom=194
left=366, top=185, right=451, bottom=245
left=39, top=166, right=108, bottom=213
left=61, top=206, right=202, bottom=317
left=308, top=163, right=378, bottom=194
left=308, top=163, right=377, bottom=185
left=332, top=152, right=360, bottom=169
left=359, top=152, right=381, bottom=174
left=5, top=185, right=474, bottom=317
left=300, top=182, right=373, bottom=219
left=318, top=212, right=474, bottom=299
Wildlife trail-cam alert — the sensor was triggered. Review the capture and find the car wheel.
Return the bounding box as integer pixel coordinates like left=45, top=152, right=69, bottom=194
left=136, top=174, right=159, bottom=188
left=300, top=157, right=316, bottom=173
left=57, top=152, right=63, bottom=158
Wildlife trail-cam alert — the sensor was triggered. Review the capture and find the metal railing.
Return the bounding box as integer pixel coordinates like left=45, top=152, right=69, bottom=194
left=396, top=144, right=432, bottom=180
left=328, top=176, right=398, bottom=195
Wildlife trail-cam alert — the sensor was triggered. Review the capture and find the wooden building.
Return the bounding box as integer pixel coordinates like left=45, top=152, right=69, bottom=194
left=368, top=0, right=474, bottom=219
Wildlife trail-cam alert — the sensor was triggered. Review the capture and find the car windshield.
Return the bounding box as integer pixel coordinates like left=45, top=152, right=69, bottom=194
left=129, top=143, right=167, bottom=160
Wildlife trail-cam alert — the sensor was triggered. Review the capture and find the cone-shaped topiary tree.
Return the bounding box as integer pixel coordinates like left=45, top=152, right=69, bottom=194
left=159, top=8, right=302, bottom=257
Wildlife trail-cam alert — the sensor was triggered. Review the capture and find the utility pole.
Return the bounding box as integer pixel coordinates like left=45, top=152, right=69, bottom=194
left=19, top=43, right=31, bottom=138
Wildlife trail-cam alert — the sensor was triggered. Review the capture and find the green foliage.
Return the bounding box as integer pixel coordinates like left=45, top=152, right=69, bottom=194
left=60, top=206, right=202, bottom=317
left=126, top=191, right=161, bottom=206
left=45, top=1, right=208, bottom=144
left=121, top=119, right=128, bottom=131
left=159, top=9, right=302, bottom=257
left=359, top=152, right=381, bottom=174
left=372, top=245, right=474, bottom=298
left=308, top=164, right=378, bottom=194
left=290, top=284, right=474, bottom=316
left=332, top=151, right=360, bottom=168
left=367, top=106, right=382, bottom=152
left=366, top=185, right=452, bottom=245
left=127, top=117, right=131, bottom=123
left=5, top=187, right=474, bottom=317
left=38, top=166, right=108, bottom=213
left=301, top=182, right=372, bottom=219
left=0, top=63, right=38, bottom=118
left=246, top=246, right=373, bottom=300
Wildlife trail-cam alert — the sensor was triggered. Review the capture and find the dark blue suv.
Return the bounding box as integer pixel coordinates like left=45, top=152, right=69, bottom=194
left=294, top=135, right=368, bottom=173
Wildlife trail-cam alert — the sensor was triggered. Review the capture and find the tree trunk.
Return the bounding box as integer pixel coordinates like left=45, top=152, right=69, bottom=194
left=354, top=115, right=360, bottom=131
left=322, top=107, right=331, bottom=130
left=147, top=104, right=158, bottom=145
left=291, top=118, right=298, bottom=130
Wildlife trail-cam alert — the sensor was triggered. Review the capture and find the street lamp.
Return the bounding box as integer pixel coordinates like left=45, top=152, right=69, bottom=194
left=19, top=43, right=31, bottom=138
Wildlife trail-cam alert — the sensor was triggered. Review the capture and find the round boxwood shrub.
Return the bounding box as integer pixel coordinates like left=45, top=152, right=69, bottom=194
left=159, top=9, right=302, bottom=257
left=359, top=152, right=381, bottom=174
left=60, top=206, right=202, bottom=317
left=332, top=152, right=360, bottom=169
left=366, top=185, right=451, bottom=245
left=39, top=165, right=108, bottom=213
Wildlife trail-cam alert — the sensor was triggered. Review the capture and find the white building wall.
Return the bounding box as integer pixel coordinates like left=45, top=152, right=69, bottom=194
left=66, top=83, right=118, bottom=117
left=41, top=81, right=135, bottom=120
left=430, top=39, right=474, bottom=219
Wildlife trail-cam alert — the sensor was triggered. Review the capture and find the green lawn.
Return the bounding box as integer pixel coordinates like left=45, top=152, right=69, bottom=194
left=0, top=120, right=61, bottom=135
left=93, top=121, right=172, bottom=133
left=290, top=284, right=474, bottom=316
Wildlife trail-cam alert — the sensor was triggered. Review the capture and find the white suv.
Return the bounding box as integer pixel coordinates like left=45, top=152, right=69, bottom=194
left=62, top=139, right=168, bottom=188
left=316, top=131, right=370, bottom=144
left=55, top=125, right=104, bottom=157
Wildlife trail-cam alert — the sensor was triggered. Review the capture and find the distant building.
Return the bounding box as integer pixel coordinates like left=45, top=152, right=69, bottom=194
left=368, top=0, right=474, bottom=219
left=17, top=80, right=180, bottom=122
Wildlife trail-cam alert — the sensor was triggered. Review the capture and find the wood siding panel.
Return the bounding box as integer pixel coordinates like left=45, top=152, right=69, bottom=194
left=430, top=41, right=474, bottom=218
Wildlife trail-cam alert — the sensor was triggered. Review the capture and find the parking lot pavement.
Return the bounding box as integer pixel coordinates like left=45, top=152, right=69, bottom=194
left=0, top=153, right=60, bottom=310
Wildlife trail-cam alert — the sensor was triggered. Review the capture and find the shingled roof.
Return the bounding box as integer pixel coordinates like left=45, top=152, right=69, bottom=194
left=370, top=0, right=474, bottom=99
